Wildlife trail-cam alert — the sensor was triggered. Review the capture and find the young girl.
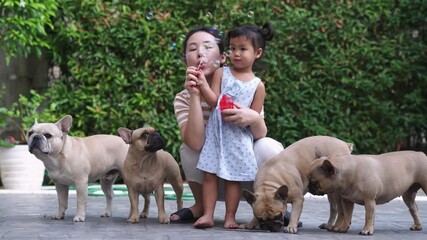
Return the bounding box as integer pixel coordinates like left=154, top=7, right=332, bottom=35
left=193, top=23, right=275, bottom=229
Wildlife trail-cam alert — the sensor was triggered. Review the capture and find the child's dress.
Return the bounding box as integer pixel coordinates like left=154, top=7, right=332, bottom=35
left=197, top=67, right=260, bottom=181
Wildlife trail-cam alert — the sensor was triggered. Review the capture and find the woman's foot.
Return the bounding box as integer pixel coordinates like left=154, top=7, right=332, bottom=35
left=170, top=207, right=201, bottom=223
left=192, top=215, right=214, bottom=229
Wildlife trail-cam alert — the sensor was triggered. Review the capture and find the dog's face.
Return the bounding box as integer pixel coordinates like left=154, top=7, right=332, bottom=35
left=27, top=115, right=73, bottom=156
left=118, top=127, right=164, bottom=152
left=242, top=186, right=290, bottom=232
left=308, top=157, right=337, bottom=195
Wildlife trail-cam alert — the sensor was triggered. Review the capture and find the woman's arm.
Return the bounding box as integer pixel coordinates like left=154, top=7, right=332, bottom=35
left=178, top=67, right=207, bottom=151
left=181, top=93, right=206, bottom=151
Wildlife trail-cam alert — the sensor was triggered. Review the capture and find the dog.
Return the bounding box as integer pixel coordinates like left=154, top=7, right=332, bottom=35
left=27, top=115, right=129, bottom=222
left=118, top=127, right=183, bottom=224
left=241, top=136, right=353, bottom=233
left=308, top=151, right=427, bottom=235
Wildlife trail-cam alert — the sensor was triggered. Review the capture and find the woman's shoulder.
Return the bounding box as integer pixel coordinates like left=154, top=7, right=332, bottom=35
left=174, top=89, right=190, bottom=104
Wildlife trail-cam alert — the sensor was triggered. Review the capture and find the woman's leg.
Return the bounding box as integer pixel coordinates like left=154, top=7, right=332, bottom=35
left=170, top=144, right=203, bottom=221
left=224, top=180, right=240, bottom=229
left=253, top=137, right=284, bottom=166
left=193, top=172, right=218, bottom=228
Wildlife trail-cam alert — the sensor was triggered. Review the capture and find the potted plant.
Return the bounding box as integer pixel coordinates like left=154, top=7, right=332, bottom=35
left=0, top=87, right=48, bottom=191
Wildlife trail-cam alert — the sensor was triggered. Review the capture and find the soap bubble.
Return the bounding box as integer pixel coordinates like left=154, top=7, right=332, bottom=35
left=179, top=34, right=186, bottom=42
left=205, top=12, right=213, bottom=18
left=247, top=11, right=254, bottom=18
left=226, top=50, right=232, bottom=57
left=170, top=42, right=177, bottom=50
left=145, top=11, right=154, bottom=20
left=214, top=60, right=221, bottom=68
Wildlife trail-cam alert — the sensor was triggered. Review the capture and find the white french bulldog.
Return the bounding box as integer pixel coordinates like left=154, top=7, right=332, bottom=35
left=27, top=115, right=129, bottom=222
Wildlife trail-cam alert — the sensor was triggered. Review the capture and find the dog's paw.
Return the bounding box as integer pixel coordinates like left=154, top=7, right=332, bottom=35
left=100, top=212, right=111, bottom=218
left=239, top=223, right=256, bottom=230
left=51, top=214, right=65, bottom=220
left=140, top=212, right=148, bottom=219
left=73, top=215, right=86, bottom=222
left=127, top=216, right=140, bottom=224
left=359, top=228, right=374, bottom=235
left=158, top=215, right=170, bottom=224
left=331, top=225, right=349, bottom=233
left=410, top=224, right=422, bottom=231
left=318, top=223, right=332, bottom=229
left=284, top=226, right=298, bottom=234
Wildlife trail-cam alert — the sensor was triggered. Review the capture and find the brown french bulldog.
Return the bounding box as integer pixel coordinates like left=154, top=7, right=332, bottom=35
left=118, top=127, right=183, bottom=224
left=308, top=151, right=427, bottom=235
left=241, top=136, right=353, bottom=233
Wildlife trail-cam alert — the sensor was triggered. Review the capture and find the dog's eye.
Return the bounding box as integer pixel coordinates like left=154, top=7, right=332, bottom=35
left=28, top=131, right=33, bottom=137
left=141, top=133, right=149, bottom=138
left=44, top=133, right=52, bottom=139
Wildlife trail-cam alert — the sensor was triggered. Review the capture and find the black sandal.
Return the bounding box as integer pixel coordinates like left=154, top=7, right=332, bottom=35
left=170, top=208, right=199, bottom=223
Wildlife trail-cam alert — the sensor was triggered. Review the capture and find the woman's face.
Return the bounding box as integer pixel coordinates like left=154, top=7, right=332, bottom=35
left=185, top=31, right=225, bottom=78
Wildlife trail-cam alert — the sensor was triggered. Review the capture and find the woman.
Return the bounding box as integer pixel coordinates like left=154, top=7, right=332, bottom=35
left=172, top=26, right=285, bottom=225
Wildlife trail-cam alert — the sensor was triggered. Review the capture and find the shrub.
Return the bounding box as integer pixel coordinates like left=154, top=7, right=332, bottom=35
left=3, top=0, right=427, bottom=164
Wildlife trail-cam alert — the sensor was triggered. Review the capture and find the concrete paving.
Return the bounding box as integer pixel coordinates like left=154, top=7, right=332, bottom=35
left=0, top=186, right=426, bottom=240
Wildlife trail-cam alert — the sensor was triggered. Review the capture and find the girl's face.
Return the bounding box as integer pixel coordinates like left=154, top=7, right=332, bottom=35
left=185, top=31, right=225, bottom=78
left=229, top=36, right=262, bottom=70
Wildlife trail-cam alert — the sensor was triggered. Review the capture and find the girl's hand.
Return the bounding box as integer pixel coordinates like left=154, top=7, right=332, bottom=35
left=221, top=103, right=262, bottom=127
left=195, top=68, right=209, bottom=89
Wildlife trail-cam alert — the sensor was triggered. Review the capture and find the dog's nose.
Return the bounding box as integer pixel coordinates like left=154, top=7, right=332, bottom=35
left=28, top=135, right=44, bottom=153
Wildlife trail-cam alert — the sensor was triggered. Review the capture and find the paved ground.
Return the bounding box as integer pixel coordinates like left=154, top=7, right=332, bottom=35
left=0, top=186, right=426, bottom=240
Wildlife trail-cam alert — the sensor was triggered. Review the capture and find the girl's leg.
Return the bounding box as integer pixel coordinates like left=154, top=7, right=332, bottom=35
left=224, top=180, right=240, bottom=229
left=193, top=172, right=218, bottom=228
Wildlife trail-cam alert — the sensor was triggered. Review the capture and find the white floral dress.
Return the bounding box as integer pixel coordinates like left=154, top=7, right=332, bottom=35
left=197, top=67, right=260, bottom=181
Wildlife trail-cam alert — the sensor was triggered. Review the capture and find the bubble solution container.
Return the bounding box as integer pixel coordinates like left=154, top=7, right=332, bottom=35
left=219, top=95, right=234, bottom=111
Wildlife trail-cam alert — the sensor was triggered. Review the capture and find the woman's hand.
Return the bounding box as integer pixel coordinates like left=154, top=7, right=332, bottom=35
left=184, top=66, right=201, bottom=94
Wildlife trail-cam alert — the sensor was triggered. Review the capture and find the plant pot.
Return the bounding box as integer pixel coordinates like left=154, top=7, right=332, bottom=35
left=0, top=145, right=45, bottom=190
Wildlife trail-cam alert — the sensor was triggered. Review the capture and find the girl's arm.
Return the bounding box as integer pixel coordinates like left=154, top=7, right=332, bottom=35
left=248, top=81, right=267, bottom=139
left=250, top=81, right=265, bottom=114
left=199, top=68, right=223, bottom=107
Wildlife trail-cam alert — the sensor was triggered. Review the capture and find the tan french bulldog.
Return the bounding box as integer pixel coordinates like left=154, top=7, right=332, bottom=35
left=27, top=115, right=129, bottom=222
left=308, top=151, right=427, bottom=235
left=118, top=127, right=183, bottom=224
left=241, top=136, right=353, bottom=233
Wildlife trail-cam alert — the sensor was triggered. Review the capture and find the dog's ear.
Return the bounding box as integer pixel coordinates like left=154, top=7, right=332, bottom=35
left=347, top=142, right=354, bottom=152
left=55, top=115, right=72, bottom=134
left=242, top=189, right=257, bottom=205
left=321, top=159, right=336, bottom=177
left=274, top=185, right=289, bottom=203
left=314, top=146, right=326, bottom=159
left=118, top=127, right=132, bottom=144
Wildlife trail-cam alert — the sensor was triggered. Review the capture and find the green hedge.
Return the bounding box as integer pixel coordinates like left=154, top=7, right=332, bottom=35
left=4, top=0, right=427, bottom=162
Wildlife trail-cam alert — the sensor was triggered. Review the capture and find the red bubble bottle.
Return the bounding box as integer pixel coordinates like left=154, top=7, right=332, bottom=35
left=219, top=95, right=234, bottom=111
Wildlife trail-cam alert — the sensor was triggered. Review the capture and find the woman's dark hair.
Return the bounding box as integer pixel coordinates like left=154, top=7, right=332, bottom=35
left=226, top=23, right=275, bottom=59
left=183, top=26, right=224, bottom=59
